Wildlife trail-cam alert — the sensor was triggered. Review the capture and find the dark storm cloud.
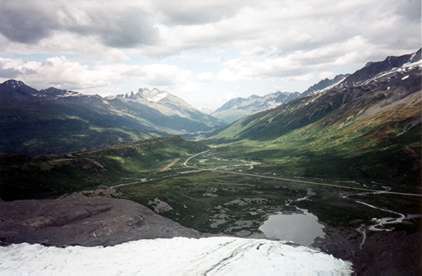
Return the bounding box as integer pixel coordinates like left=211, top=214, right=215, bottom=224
left=0, top=1, right=57, bottom=43
left=0, top=67, right=21, bottom=78
left=65, top=8, right=158, bottom=48
left=395, top=0, right=421, bottom=21
left=0, top=0, right=157, bottom=48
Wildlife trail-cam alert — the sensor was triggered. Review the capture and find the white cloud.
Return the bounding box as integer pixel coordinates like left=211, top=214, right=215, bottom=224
left=0, top=0, right=419, bottom=108
left=0, top=56, right=112, bottom=89
left=0, top=56, right=195, bottom=93
left=151, top=0, right=251, bottom=25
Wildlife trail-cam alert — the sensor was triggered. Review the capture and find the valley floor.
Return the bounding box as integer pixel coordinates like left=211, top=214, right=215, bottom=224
left=1, top=146, right=421, bottom=275
left=115, top=149, right=422, bottom=275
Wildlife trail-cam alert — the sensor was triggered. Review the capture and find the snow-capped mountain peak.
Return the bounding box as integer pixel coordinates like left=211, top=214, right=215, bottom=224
left=2, top=79, right=25, bottom=89
left=108, top=87, right=223, bottom=133
left=212, top=91, right=300, bottom=123
left=117, top=88, right=169, bottom=103
left=302, top=74, right=350, bottom=97
left=137, top=88, right=169, bottom=103
left=344, top=48, right=421, bottom=85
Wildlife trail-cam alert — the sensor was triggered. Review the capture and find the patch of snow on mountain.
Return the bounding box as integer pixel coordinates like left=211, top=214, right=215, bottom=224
left=403, top=60, right=422, bottom=69
left=266, top=100, right=280, bottom=108
left=57, top=91, right=80, bottom=98
left=311, top=77, right=347, bottom=95
left=361, top=60, right=418, bottom=86
left=149, top=92, right=168, bottom=102
left=0, top=237, right=352, bottom=276
left=5, top=80, right=25, bottom=89
left=137, top=88, right=168, bottom=102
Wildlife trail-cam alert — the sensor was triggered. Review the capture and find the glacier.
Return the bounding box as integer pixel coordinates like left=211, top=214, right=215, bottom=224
left=0, top=237, right=352, bottom=276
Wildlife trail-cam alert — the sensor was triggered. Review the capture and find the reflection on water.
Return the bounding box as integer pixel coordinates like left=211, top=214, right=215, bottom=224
left=259, top=208, right=324, bottom=245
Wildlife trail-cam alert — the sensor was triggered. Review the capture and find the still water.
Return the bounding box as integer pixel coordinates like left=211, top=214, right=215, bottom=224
left=259, top=208, right=325, bottom=245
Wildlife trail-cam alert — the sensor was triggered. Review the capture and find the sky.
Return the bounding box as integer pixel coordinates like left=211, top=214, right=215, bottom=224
left=0, top=0, right=420, bottom=111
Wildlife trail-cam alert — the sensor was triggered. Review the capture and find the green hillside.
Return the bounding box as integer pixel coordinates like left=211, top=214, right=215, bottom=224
left=0, top=136, right=207, bottom=200
left=212, top=58, right=422, bottom=187
left=0, top=81, right=222, bottom=155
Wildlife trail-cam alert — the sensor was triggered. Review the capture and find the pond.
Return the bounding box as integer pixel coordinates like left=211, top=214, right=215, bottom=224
left=259, top=208, right=325, bottom=245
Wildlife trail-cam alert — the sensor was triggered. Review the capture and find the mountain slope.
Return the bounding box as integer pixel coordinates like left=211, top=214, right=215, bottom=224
left=344, top=49, right=421, bottom=85
left=213, top=50, right=422, bottom=186
left=302, top=74, right=350, bottom=96
left=0, top=82, right=221, bottom=154
left=0, top=80, right=161, bottom=154
left=109, top=88, right=223, bottom=133
left=212, top=91, right=300, bottom=123
left=0, top=136, right=207, bottom=200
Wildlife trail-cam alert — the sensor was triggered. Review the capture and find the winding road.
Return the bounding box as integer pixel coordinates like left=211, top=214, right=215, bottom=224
left=184, top=150, right=422, bottom=249
left=106, top=148, right=422, bottom=250
left=184, top=150, right=422, bottom=198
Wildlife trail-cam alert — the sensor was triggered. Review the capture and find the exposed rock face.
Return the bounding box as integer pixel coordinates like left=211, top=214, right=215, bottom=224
left=344, top=49, right=421, bottom=85
left=0, top=194, right=199, bottom=246
left=314, top=225, right=422, bottom=276
left=302, top=74, right=350, bottom=96
left=148, top=198, right=174, bottom=213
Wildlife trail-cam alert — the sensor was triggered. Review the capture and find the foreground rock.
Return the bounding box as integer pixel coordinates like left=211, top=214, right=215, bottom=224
left=0, top=237, right=352, bottom=275
left=314, top=225, right=422, bottom=276
left=0, top=194, right=199, bottom=246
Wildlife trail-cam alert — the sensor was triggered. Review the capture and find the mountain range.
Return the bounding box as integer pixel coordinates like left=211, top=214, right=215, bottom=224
left=211, top=74, right=354, bottom=123
left=0, top=74, right=351, bottom=154
left=211, top=50, right=421, bottom=124
left=212, top=91, right=301, bottom=123
left=108, top=88, right=221, bottom=133
left=1, top=48, right=420, bottom=164
left=213, top=49, right=422, bottom=185
left=0, top=82, right=222, bottom=154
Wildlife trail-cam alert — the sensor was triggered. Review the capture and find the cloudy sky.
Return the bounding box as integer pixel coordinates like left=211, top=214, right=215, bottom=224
left=0, top=0, right=420, bottom=110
